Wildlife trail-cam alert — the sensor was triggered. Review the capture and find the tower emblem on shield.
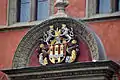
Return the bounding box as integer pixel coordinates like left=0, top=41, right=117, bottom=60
left=37, top=24, right=79, bottom=65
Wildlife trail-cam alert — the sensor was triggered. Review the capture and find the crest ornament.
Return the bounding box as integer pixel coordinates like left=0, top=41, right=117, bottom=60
left=38, top=24, right=79, bottom=65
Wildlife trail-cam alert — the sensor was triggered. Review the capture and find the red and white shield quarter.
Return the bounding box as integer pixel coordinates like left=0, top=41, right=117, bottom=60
left=49, top=43, right=67, bottom=64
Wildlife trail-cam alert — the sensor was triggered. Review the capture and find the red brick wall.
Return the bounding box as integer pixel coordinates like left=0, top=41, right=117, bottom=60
left=0, top=0, right=7, bottom=25
left=89, top=20, right=120, bottom=62
left=0, top=29, right=28, bottom=68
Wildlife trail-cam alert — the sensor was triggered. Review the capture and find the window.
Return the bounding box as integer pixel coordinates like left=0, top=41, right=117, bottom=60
left=18, top=0, right=31, bottom=22
left=7, top=0, right=54, bottom=25
left=119, top=0, right=120, bottom=10
left=86, top=0, right=120, bottom=18
left=97, top=0, right=111, bottom=14
left=37, top=0, right=49, bottom=20
left=116, top=0, right=120, bottom=11
left=18, top=0, right=49, bottom=22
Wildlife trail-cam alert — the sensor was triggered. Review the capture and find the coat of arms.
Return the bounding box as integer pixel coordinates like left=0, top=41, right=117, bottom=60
left=37, top=24, right=79, bottom=65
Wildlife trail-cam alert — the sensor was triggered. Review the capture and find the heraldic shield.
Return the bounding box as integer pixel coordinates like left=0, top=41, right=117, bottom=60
left=38, top=24, right=79, bottom=65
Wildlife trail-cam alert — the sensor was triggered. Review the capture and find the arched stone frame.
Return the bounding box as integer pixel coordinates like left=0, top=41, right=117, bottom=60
left=12, top=17, right=100, bottom=68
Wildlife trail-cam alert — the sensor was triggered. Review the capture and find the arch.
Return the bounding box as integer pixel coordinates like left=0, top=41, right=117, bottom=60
left=12, top=17, right=105, bottom=68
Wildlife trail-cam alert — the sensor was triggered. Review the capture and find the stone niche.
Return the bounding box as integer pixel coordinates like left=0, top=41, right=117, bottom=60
left=2, top=17, right=120, bottom=80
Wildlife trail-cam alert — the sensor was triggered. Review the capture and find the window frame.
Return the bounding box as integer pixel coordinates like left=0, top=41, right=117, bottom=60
left=7, top=0, right=54, bottom=26
left=86, top=0, right=120, bottom=20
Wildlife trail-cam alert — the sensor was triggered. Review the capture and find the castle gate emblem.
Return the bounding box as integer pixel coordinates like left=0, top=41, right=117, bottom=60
left=37, top=24, right=79, bottom=65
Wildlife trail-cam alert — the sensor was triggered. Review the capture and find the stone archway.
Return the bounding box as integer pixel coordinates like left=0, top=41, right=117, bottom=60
left=12, top=17, right=101, bottom=68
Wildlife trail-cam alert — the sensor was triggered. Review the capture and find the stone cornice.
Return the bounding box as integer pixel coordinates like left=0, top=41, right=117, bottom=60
left=2, top=60, right=120, bottom=80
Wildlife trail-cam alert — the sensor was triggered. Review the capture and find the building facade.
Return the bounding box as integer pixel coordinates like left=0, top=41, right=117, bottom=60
left=0, top=0, right=120, bottom=69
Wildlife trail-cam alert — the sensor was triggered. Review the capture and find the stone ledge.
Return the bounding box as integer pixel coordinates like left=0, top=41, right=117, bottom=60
left=2, top=60, right=120, bottom=80
left=82, top=12, right=120, bottom=22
